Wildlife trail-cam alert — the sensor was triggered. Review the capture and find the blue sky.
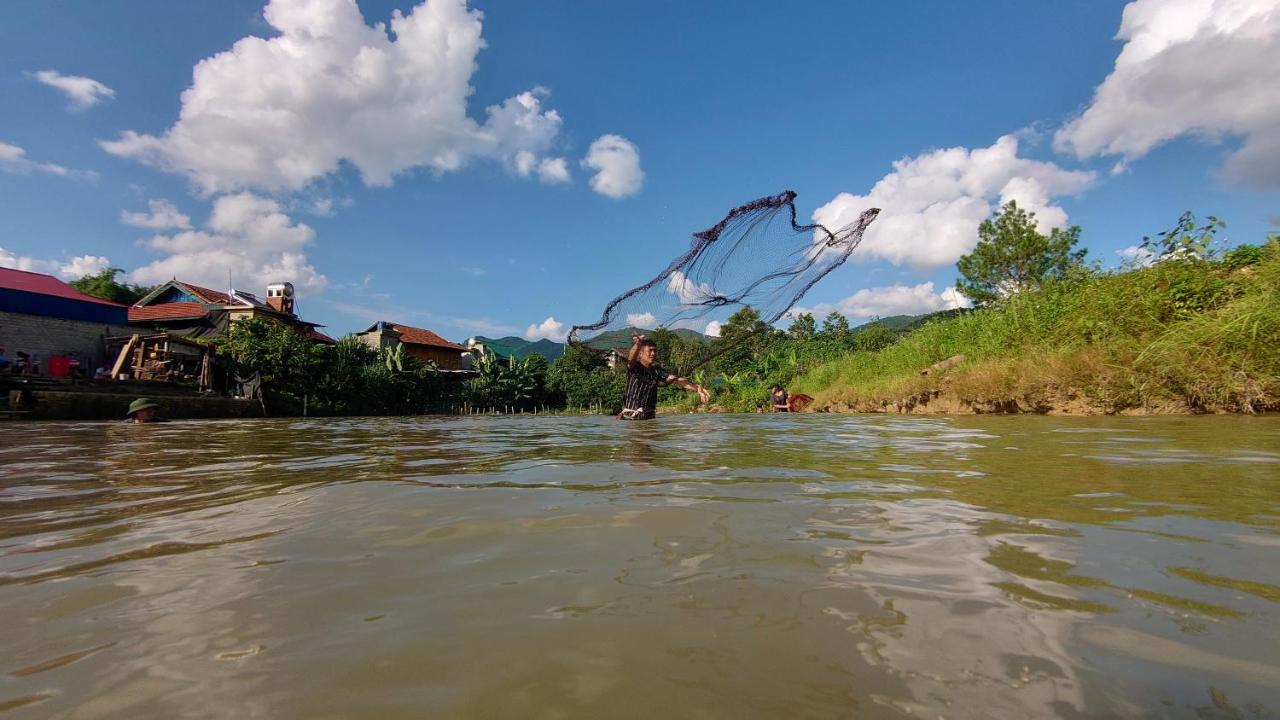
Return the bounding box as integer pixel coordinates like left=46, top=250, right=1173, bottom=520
left=2, top=0, right=1277, bottom=341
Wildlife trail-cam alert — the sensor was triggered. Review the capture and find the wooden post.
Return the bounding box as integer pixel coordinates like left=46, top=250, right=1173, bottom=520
left=134, top=339, right=147, bottom=378
left=199, top=352, right=212, bottom=391
left=110, top=334, right=139, bottom=379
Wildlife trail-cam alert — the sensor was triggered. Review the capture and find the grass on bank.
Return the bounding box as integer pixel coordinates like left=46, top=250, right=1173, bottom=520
left=787, top=244, right=1280, bottom=414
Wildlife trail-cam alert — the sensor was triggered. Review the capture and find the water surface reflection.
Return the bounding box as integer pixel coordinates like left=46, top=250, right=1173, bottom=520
left=1, top=414, right=1277, bottom=718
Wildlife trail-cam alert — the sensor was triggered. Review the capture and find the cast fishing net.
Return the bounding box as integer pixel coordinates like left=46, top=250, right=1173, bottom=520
left=568, top=190, right=880, bottom=375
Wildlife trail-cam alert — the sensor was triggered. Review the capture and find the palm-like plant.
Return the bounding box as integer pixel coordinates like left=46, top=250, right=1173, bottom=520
left=383, top=343, right=406, bottom=372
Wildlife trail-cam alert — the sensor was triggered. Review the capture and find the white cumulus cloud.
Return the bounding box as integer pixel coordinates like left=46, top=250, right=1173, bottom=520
left=58, top=255, right=113, bottom=279
left=121, top=199, right=193, bottom=230
left=1, top=248, right=113, bottom=280
left=626, top=312, right=658, bottom=329
left=32, top=70, right=115, bottom=110
left=100, top=0, right=571, bottom=194
left=799, top=282, right=971, bottom=322
left=667, top=269, right=715, bottom=305
left=0, top=248, right=53, bottom=274
left=129, top=192, right=327, bottom=296
left=1117, top=244, right=1157, bottom=267
left=704, top=320, right=722, bottom=337
left=812, top=135, right=1094, bottom=270
left=512, top=151, right=570, bottom=184
left=524, top=316, right=566, bottom=341
left=582, top=134, right=643, bottom=198
left=537, top=157, right=570, bottom=184
left=0, top=141, right=97, bottom=181
left=1054, top=0, right=1280, bottom=188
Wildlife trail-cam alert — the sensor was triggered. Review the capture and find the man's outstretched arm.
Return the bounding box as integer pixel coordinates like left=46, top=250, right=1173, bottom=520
left=666, top=374, right=710, bottom=403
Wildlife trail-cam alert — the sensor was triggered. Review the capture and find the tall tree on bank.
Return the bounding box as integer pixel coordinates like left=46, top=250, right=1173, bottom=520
left=788, top=313, right=817, bottom=343
left=713, top=306, right=772, bottom=374
left=69, top=267, right=153, bottom=305
left=819, top=311, right=852, bottom=346
left=956, top=201, right=1086, bottom=305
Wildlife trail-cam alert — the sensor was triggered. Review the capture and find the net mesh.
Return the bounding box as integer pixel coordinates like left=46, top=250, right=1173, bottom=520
left=568, top=191, right=880, bottom=375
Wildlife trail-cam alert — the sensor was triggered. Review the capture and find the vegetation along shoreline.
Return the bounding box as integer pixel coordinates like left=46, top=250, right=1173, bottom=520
left=6, top=204, right=1278, bottom=420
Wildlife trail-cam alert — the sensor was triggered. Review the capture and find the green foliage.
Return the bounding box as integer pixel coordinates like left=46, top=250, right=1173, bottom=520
left=222, top=316, right=326, bottom=395
left=1142, top=211, right=1225, bottom=262
left=649, top=327, right=682, bottom=369
left=1220, top=243, right=1270, bottom=270
left=712, top=306, right=772, bottom=375
left=547, top=344, right=623, bottom=411
left=788, top=313, right=816, bottom=342
left=69, top=267, right=154, bottom=304
left=465, top=351, right=549, bottom=410
left=820, top=312, right=851, bottom=345
left=382, top=343, right=407, bottom=372
left=956, top=201, right=1086, bottom=305
left=219, top=318, right=453, bottom=415
left=852, top=322, right=898, bottom=353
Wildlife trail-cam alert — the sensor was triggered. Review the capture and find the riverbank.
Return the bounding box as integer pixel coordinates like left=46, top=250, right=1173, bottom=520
left=3, top=377, right=263, bottom=420
left=788, top=246, right=1280, bottom=416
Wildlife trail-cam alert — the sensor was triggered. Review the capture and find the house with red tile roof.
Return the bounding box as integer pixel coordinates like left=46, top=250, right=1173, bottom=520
left=355, top=321, right=467, bottom=370
left=129, top=279, right=334, bottom=344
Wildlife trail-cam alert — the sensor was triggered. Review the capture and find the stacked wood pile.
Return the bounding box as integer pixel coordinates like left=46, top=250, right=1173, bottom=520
left=107, top=334, right=211, bottom=387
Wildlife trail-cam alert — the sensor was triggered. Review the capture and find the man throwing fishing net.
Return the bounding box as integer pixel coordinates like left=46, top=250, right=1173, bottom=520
left=620, top=334, right=710, bottom=420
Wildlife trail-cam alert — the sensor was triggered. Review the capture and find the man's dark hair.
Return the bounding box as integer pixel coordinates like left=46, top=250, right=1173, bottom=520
left=637, top=337, right=657, bottom=349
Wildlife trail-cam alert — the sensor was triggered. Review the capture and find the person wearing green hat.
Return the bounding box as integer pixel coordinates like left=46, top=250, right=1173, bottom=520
left=125, top=398, right=167, bottom=424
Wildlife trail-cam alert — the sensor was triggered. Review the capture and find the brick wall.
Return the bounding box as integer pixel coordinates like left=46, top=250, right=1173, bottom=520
left=0, top=310, right=140, bottom=374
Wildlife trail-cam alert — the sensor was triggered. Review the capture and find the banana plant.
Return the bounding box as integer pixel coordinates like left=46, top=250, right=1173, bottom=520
left=383, top=343, right=406, bottom=372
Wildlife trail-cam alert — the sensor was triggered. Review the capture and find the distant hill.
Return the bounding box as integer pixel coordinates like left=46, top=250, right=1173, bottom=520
left=854, top=314, right=919, bottom=332
left=853, top=309, right=970, bottom=334
left=583, top=326, right=710, bottom=351
left=470, top=335, right=565, bottom=361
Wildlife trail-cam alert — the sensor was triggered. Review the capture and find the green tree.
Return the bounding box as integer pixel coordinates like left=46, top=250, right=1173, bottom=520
left=819, top=312, right=851, bottom=346
left=649, top=327, right=683, bottom=369
left=312, top=338, right=377, bottom=413
left=788, top=313, right=816, bottom=342
left=669, top=335, right=711, bottom=375
left=852, top=322, right=897, bottom=352
left=221, top=316, right=328, bottom=408
left=956, top=201, right=1086, bottom=305
left=713, top=306, right=770, bottom=374
left=547, top=345, right=622, bottom=410
left=70, top=267, right=154, bottom=304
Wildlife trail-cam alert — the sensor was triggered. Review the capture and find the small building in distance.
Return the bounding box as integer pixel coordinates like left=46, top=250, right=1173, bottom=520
left=356, top=321, right=467, bottom=370
left=0, top=267, right=136, bottom=374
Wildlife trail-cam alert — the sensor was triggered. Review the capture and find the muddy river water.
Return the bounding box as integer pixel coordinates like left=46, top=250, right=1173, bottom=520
left=1, top=414, right=1278, bottom=718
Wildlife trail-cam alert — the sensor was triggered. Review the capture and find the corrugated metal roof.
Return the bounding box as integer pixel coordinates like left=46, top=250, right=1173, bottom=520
left=0, top=267, right=128, bottom=307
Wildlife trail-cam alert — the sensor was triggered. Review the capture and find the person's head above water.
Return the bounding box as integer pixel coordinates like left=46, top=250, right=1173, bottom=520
left=126, top=398, right=162, bottom=423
